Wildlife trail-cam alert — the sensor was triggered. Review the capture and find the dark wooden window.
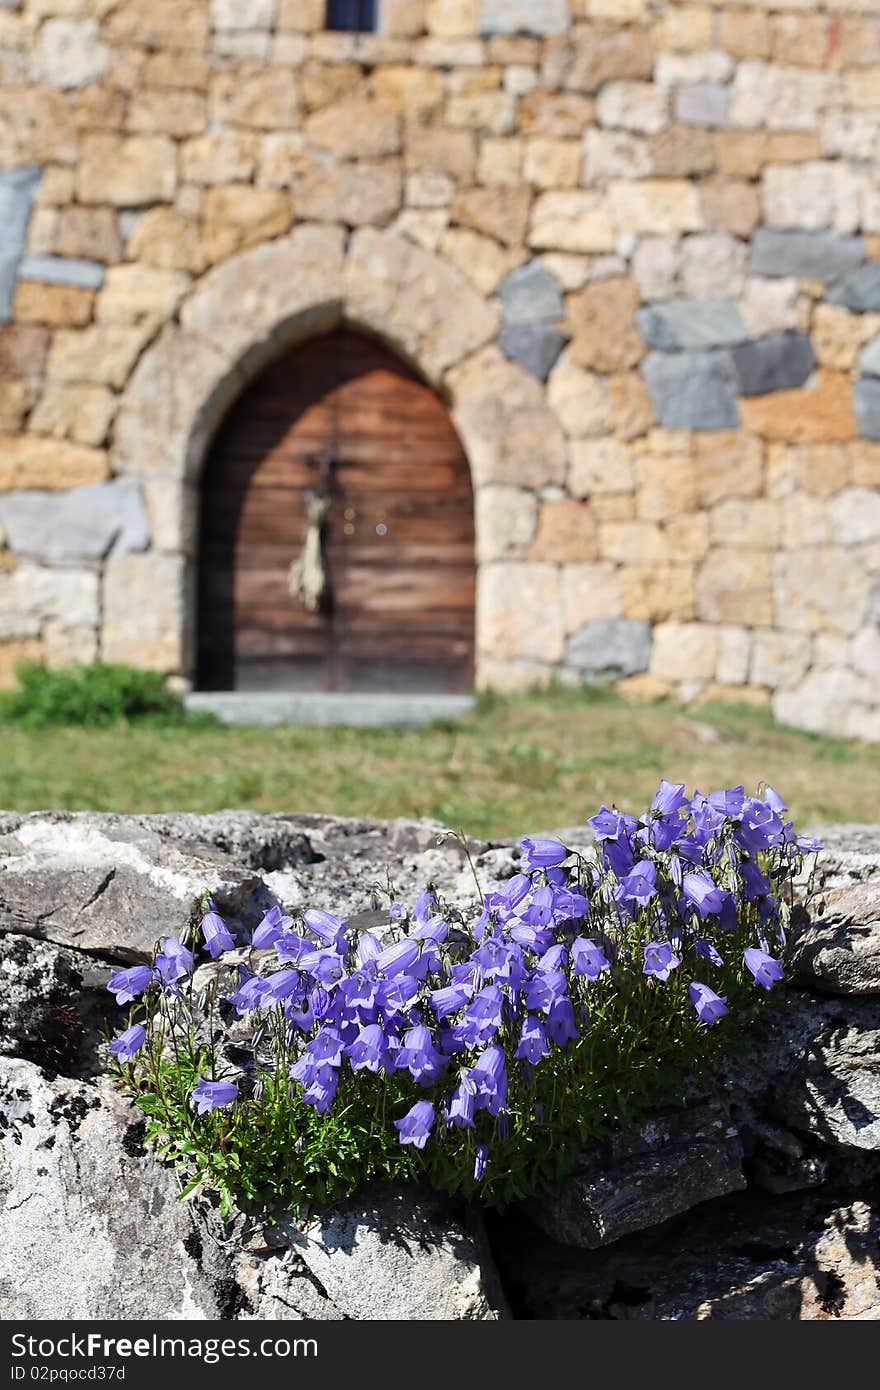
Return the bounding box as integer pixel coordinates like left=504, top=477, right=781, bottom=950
left=326, top=0, right=377, bottom=31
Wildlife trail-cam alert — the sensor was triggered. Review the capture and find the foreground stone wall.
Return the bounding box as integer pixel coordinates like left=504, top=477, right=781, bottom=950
left=1, top=810, right=878, bottom=1319
left=0, top=3, right=879, bottom=737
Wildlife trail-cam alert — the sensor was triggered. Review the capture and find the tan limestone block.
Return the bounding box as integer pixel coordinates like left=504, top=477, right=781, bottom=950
left=202, top=185, right=294, bottom=262
left=106, top=1, right=209, bottom=51
left=372, top=65, right=444, bottom=113
left=740, top=371, right=857, bottom=445
left=850, top=442, right=880, bottom=490
left=300, top=61, right=364, bottom=111
left=42, top=621, right=98, bottom=670
left=774, top=547, right=870, bottom=637
left=451, top=185, right=531, bottom=247
left=26, top=209, right=58, bottom=258
left=798, top=444, right=852, bottom=496
left=407, top=170, right=456, bottom=208
left=439, top=227, right=523, bottom=294
left=77, top=134, right=177, bottom=206
left=35, top=165, right=75, bottom=207
left=448, top=348, right=565, bottom=489
left=812, top=304, right=880, bottom=372
left=404, top=125, right=477, bottom=181
left=715, top=624, right=751, bottom=685
left=693, top=432, right=764, bottom=506
left=446, top=92, right=515, bottom=136
left=651, top=621, right=717, bottom=682
left=0, top=326, right=49, bottom=381
left=780, top=492, right=832, bottom=549
left=96, top=265, right=189, bottom=333
left=663, top=511, right=709, bottom=563
left=474, top=485, right=537, bottom=562
left=696, top=548, right=774, bottom=627
left=567, top=276, right=642, bottom=372
left=529, top=191, right=615, bottom=253
left=526, top=498, right=598, bottom=563
left=477, top=562, right=565, bottom=664
left=620, top=563, right=695, bottom=621
left=714, top=129, right=766, bottom=179
left=634, top=455, right=697, bottom=521
left=567, top=21, right=653, bottom=93
left=696, top=683, right=770, bottom=709
left=0, top=435, right=109, bottom=491
left=127, top=88, right=206, bottom=138
left=709, top=497, right=782, bottom=549
left=476, top=657, right=556, bottom=694
left=523, top=138, right=581, bottom=190
left=616, top=672, right=673, bottom=703
left=608, top=179, right=702, bottom=235
left=547, top=354, right=612, bottom=439
left=383, top=0, right=429, bottom=38
left=561, top=561, right=623, bottom=631
left=765, top=131, right=822, bottom=163
left=651, top=125, right=716, bottom=178
left=0, top=382, right=35, bottom=433
left=718, top=9, right=770, bottom=61
left=518, top=93, right=595, bottom=139
left=306, top=99, right=402, bottom=159
left=590, top=495, right=635, bottom=521
left=141, top=50, right=211, bottom=90
left=101, top=551, right=186, bottom=672
left=477, top=137, right=523, bottom=186
left=598, top=520, right=671, bottom=565
left=700, top=178, right=760, bottom=237
left=656, top=7, right=714, bottom=53
left=29, top=383, right=116, bottom=448
left=180, top=133, right=257, bottom=185
left=53, top=206, right=121, bottom=263
left=448, top=66, right=501, bottom=97
left=769, top=13, right=828, bottom=67
left=210, top=67, right=298, bottom=130
left=0, top=638, right=42, bottom=690
left=426, top=0, right=477, bottom=37
left=394, top=210, right=449, bottom=252
left=47, top=324, right=151, bottom=389
left=608, top=371, right=654, bottom=441
left=13, top=282, right=94, bottom=328
left=295, top=159, right=403, bottom=226
left=278, top=0, right=325, bottom=29
left=125, top=208, right=205, bottom=274
left=255, top=134, right=308, bottom=188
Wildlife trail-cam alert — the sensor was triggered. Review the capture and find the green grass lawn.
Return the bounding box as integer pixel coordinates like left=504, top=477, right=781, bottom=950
left=0, top=687, right=875, bottom=837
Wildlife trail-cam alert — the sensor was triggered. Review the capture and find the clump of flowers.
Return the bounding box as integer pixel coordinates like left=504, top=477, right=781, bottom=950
left=108, top=783, right=819, bottom=1216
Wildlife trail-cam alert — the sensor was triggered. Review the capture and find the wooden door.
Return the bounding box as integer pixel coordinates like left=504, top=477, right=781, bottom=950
left=198, top=331, right=476, bottom=694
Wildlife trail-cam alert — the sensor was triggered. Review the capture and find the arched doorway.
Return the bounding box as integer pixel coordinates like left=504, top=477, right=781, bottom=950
left=197, top=330, right=476, bottom=694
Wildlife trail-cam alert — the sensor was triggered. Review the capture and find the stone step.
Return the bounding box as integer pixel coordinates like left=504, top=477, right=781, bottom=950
left=184, top=691, right=475, bottom=728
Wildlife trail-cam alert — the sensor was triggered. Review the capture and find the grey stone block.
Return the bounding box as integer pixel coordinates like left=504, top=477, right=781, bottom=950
left=478, top=0, right=570, bottom=36
left=17, top=254, right=106, bottom=290
left=642, top=350, right=741, bottom=430
left=675, top=83, right=731, bottom=128
left=750, top=228, right=865, bottom=282
left=859, top=335, right=880, bottom=377
left=498, top=259, right=564, bottom=326
left=0, top=480, right=150, bottom=563
left=498, top=322, right=567, bottom=380
left=636, top=299, right=747, bottom=351
left=855, top=377, right=880, bottom=441
left=827, top=263, right=880, bottom=314
left=566, top=619, right=652, bottom=681
left=0, top=165, right=41, bottom=321
left=731, top=332, right=816, bottom=396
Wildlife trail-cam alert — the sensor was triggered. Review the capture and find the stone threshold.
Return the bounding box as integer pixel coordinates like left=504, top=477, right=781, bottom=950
left=184, top=691, right=476, bottom=727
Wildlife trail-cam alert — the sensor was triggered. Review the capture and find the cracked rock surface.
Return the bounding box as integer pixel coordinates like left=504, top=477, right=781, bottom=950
left=1, top=811, right=878, bottom=1320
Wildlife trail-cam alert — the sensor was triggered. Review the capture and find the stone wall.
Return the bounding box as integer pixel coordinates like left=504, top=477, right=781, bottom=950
left=1, top=1, right=879, bottom=738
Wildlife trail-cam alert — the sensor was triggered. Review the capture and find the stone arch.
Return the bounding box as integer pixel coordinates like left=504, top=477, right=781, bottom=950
left=110, top=226, right=568, bottom=685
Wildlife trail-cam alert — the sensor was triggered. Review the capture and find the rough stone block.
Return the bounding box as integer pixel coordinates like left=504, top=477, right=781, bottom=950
left=741, top=371, right=856, bottom=444
left=636, top=299, right=747, bottom=351
left=16, top=254, right=105, bottom=291
left=855, top=378, right=880, bottom=442
left=0, top=481, right=150, bottom=563
left=498, top=260, right=564, bottom=325
left=0, top=166, right=41, bottom=322
left=749, top=228, right=864, bottom=282
left=498, top=322, right=566, bottom=381
left=827, top=264, right=880, bottom=314
left=477, top=0, right=569, bottom=36
left=675, top=83, right=731, bottom=128
left=858, top=336, right=880, bottom=378
left=568, top=276, right=642, bottom=372
left=566, top=618, right=652, bottom=681
left=732, top=333, right=816, bottom=396
left=641, top=351, right=740, bottom=430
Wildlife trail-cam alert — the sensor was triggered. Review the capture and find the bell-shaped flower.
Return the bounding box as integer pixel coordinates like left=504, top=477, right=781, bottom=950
left=744, top=947, right=784, bottom=991
left=394, top=1100, right=434, bottom=1149
left=253, top=905, right=293, bottom=949
left=682, top=870, right=727, bottom=919
left=571, top=937, right=611, bottom=981
left=108, top=1023, right=146, bottom=1063
left=155, top=938, right=193, bottom=989
left=201, top=908, right=235, bottom=959
left=469, top=1044, right=508, bottom=1116
left=616, top=860, right=657, bottom=914
left=688, top=981, right=729, bottom=1025
left=107, top=964, right=153, bottom=1005
left=643, top=941, right=681, bottom=982
left=190, top=1078, right=238, bottom=1115
left=376, top=938, right=421, bottom=977
left=347, top=1023, right=389, bottom=1073
left=515, top=1015, right=551, bottom=1065
left=446, top=1076, right=477, bottom=1129
left=266, top=969, right=301, bottom=1004
left=694, top=939, right=724, bottom=968
left=547, top=995, right=579, bottom=1046
left=430, top=981, right=472, bottom=1021
left=398, top=1025, right=445, bottom=1085
left=519, top=837, right=570, bottom=870
left=228, top=968, right=272, bottom=1017
left=473, top=1143, right=489, bottom=1181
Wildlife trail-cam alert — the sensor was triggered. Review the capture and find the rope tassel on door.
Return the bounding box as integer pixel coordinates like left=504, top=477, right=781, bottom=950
left=288, top=493, right=331, bottom=613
